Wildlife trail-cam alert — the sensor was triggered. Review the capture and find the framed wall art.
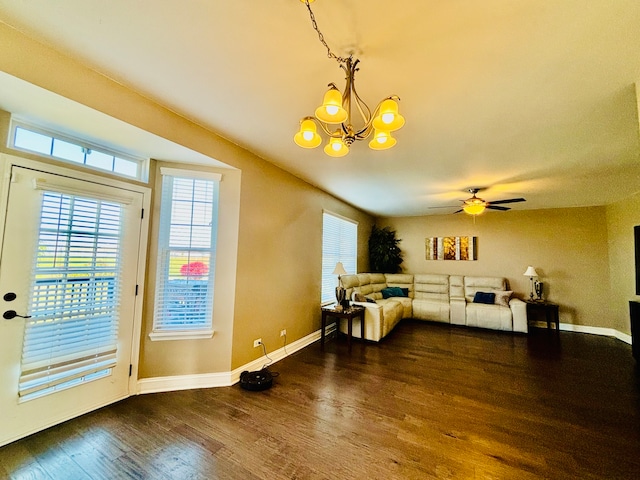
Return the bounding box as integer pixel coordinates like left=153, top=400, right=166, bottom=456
left=426, top=236, right=477, bottom=261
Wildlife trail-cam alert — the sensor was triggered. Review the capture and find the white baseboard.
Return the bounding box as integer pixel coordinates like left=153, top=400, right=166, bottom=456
left=137, top=325, right=333, bottom=395
left=531, top=321, right=632, bottom=345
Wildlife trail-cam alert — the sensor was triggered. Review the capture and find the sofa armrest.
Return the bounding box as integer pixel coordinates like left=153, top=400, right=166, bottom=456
left=450, top=296, right=466, bottom=325
left=509, top=298, right=528, bottom=333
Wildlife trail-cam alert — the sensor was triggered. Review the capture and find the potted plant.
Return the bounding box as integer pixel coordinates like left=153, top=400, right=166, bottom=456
left=368, top=225, right=403, bottom=273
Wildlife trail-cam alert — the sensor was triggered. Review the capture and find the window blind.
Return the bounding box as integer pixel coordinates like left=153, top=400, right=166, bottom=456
left=153, top=173, right=219, bottom=332
left=20, top=192, right=123, bottom=399
left=321, top=212, right=357, bottom=304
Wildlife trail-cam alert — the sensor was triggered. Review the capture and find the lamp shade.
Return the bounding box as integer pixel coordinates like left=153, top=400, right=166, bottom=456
left=368, top=129, right=397, bottom=150
left=315, top=87, right=348, bottom=124
left=372, top=99, right=405, bottom=131
left=523, top=266, right=539, bottom=277
left=332, top=262, right=348, bottom=276
left=324, top=136, right=349, bottom=157
left=294, top=118, right=322, bottom=148
left=462, top=202, right=486, bottom=215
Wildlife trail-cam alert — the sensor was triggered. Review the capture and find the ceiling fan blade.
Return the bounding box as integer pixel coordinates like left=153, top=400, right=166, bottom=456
left=489, top=197, right=526, bottom=205
left=487, top=205, right=511, bottom=211
left=453, top=209, right=463, bottom=214
left=428, top=205, right=461, bottom=209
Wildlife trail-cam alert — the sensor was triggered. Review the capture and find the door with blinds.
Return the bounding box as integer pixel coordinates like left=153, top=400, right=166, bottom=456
left=0, top=165, right=144, bottom=446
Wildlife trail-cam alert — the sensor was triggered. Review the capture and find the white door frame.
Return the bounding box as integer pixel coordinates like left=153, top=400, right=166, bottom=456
left=0, top=153, right=150, bottom=440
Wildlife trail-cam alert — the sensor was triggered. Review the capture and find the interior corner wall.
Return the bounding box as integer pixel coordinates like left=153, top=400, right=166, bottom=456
left=0, top=24, right=375, bottom=377
left=606, top=191, right=640, bottom=335
left=378, top=206, right=613, bottom=330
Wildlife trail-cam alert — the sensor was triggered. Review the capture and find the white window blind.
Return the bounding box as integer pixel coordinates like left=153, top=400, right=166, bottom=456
left=152, top=170, right=220, bottom=336
left=321, top=212, right=357, bottom=304
left=20, top=192, right=124, bottom=399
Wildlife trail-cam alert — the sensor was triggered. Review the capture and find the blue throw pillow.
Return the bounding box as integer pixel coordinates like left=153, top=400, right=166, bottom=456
left=381, top=286, right=406, bottom=299
left=473, top=292, right=496, bottom=304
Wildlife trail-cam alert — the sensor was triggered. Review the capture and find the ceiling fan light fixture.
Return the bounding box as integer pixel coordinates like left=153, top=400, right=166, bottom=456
left=462, top=197, right=487, bottom=215
left=462, top=204, right=486, bottom=215
left=294, top=117, right=322, bottom=148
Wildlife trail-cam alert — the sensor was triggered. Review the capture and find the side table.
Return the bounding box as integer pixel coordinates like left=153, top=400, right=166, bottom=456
left=320, top=305, right=365, bottom=350
left=526, top=301, right=560, bottom=331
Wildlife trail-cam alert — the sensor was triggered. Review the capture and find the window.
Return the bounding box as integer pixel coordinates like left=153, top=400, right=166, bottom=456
left=151, top=168, right=221, bottom=340
left=21, top=191, right=125, bottom=400
left=9, top=119, right=148, bottom=181
left=321, top=212, right=357, bottom=304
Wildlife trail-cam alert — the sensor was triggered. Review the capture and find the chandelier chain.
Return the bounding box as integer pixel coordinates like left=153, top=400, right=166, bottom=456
left=304, top=0, right=350, bottom=64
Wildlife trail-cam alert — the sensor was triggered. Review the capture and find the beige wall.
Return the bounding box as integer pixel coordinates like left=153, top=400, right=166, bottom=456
left=0, top=24, right=374, bottom=378
left=378, top=206, right=614, bottom=330
left=606, top=191, right=640, bottom=334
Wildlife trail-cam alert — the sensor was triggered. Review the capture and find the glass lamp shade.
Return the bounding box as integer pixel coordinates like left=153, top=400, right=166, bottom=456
left=324, top=136, right=349, bottom=157
left=462, top=200, right=486, bottom=215
left=369, top=129, right=397, bottom=150
left=294, top=118, right=322, bottom=148
left=372, top=99, right=405, bottom=131
left=315, top=87, right=348, bottom=124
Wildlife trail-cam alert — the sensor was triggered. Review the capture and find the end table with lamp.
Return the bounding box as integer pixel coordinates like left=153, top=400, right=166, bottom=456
left=321, top=304, right=365, bottom=350
left=526, top=300, right=560, bottom=331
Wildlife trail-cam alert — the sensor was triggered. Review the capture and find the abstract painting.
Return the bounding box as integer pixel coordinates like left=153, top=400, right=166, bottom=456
left=426, top=236, right=477, bottom=261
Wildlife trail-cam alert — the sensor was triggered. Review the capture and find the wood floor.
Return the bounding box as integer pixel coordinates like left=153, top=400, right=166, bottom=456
left=1, top=321, right=639, bottom=479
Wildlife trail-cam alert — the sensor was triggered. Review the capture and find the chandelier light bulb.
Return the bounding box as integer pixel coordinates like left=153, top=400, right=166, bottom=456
left=315, top=87, right=348, bottom=124
left=325, top=105, right=339, bottom=116
left=369, top=129, right=396, bottom=150
left=381, top=113, right=395, bottom=124
left=324, top=136, right=349, bottom=157
left=293, top=118, right=322, bottom=148
left=373, top=99, right=405, bottom=131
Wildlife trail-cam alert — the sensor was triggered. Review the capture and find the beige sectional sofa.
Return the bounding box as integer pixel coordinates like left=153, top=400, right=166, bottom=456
left=338, top=273, right=527, bottom=342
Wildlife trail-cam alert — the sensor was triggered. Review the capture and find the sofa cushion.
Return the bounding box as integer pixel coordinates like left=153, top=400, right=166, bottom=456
left=466, top=303, right=513, bottom=331
left=414, top=274, right=449, bottom=302
left=473, top=292, right=496, bottom=304
left=494, top=290, right=513, bottom=307
left=464, top=276, right=507, bottom=302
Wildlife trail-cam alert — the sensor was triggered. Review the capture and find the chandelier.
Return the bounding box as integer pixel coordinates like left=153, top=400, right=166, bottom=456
left=294, top=0, right=405, bottom=157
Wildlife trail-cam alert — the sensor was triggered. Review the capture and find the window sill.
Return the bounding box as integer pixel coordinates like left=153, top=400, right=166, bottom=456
left=149, top=329, right=214, bottom=341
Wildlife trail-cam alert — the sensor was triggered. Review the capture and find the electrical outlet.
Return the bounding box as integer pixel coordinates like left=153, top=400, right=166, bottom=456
left=280, top=329, right=286, bottom=337
left=253, top=338, right=262, bottom=348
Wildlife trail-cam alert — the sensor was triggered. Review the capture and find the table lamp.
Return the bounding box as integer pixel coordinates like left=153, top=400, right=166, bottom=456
left=523, top=266, right=539, bottom=301
left=332, top=262, right=348, bottom=308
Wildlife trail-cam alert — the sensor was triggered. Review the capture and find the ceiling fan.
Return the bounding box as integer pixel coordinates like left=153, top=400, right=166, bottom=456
left=432, top=188, right=526, bottom=216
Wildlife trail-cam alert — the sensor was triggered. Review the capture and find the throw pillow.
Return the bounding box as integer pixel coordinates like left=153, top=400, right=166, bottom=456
left=494, top=290, right=513, bottom=307
left=473, top=291, right=496, bottom=304
left=400, top=287, right=410, bottom=297
left=381, top=286, right=406, bottom=299
left=352, top=292, right=367, bottom=302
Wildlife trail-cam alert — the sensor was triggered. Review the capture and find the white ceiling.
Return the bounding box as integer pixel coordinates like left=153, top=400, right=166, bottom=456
left=1, top=0, right=640, bottom=217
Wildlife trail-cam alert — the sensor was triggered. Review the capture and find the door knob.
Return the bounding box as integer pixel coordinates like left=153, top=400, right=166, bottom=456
left=3, top=310, right=31, bottom=320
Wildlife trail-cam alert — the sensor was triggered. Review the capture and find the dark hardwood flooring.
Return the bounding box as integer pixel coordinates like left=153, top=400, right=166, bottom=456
left=1, top=320, right=639, bottom=479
